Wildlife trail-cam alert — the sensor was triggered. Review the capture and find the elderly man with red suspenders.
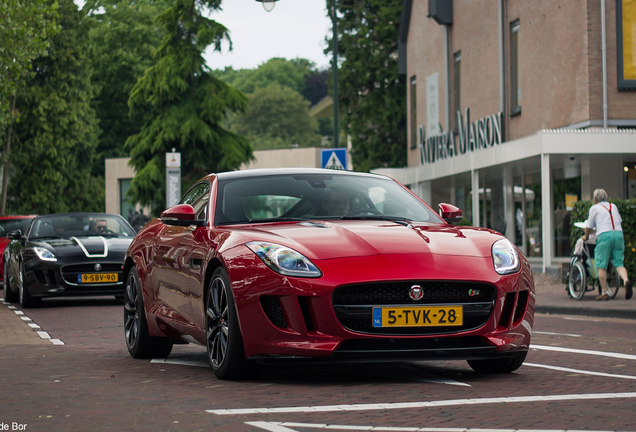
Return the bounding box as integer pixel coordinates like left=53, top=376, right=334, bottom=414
left=583, top=188, right=634, bottom=301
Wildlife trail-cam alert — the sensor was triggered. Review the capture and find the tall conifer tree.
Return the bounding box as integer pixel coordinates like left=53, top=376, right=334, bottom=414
left=328, top=0, right=406, bottom=172
left=126, top=0, right=252, bottom=210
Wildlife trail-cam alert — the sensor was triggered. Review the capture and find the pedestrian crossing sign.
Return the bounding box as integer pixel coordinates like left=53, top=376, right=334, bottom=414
left=321, top=148, right=347, bottom=170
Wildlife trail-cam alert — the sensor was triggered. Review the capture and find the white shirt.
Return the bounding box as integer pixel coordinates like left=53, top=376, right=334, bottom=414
left=586, top=201, right=622, bottom=235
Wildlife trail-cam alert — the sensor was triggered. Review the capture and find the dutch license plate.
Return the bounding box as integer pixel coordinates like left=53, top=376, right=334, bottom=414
left=78, top=273, right=118, bottom=283
left=372, top=305, right=463, bottom=328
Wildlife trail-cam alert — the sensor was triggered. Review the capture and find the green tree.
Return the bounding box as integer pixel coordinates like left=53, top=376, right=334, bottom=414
left=328, top=0, right=406, bottom=172
left=7, top=0, right=103, bottom=214
left=126, top=0, right=252, bottom=211
left=215, top=57, right=312, bottom=95
left=0, top=0, right=59, bottom=213
left=233, top=84, right=321, bottom=150
left=84, top=0, right=170, bottom=176
left=213, top=58, right=328, bottom=148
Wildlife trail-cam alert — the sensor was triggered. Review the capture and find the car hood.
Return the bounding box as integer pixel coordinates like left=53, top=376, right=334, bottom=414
left=228, top=221, right=505, bottom=260
left=29, top=236, right=133, bottom=258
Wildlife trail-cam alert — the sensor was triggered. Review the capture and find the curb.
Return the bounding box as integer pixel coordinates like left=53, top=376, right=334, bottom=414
left=535, top=305, right=635, bottom=320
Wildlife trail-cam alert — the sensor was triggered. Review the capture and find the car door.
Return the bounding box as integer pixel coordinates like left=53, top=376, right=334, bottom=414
left=151, top=182, right=210, bottom=329
left=184, top=182, right=215, bottom=329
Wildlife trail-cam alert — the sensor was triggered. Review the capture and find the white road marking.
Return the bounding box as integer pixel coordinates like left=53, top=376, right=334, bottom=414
left=524, top=362, right=636, bottom=380
left=533, top=331, right=581, bottom=337
left=531, top=344, right=636, bottom=360
left=247, top=423, right=623, bottom=432
left=245, top=422, right=300, bottom=432
left=207, top=392, right=636, bottom=415
left=1, top=301, right=65, bottom=345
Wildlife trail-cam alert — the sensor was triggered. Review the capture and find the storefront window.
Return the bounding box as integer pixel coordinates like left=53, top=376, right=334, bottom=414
left=524, top=180, right=542, bottom=258
left=553, top=176, right=581, bottom=257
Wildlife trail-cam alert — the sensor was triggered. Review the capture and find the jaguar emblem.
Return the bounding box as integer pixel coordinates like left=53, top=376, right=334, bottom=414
left=94, top=263, right=102, bottom=271
left=409, top=285, right=423, bottom=301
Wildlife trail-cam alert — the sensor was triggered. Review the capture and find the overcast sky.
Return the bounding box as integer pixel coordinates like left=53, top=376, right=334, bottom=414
left=206, top=0, right=332, bottom=70
left=74, top=0, right=333, bottom=71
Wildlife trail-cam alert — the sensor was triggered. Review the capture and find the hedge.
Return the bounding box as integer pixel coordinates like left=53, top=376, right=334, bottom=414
left=569, top=199, right=636, bottom=277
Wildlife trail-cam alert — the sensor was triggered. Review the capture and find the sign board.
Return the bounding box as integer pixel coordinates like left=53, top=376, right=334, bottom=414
left=321, top=148, right=347, bottom=170
left=166, top=152, right=181, bottom=208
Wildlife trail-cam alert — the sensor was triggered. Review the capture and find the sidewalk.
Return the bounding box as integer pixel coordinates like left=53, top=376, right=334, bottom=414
left=1, top=276, right=635, bottom=346
left=533, top=272, right=636, bottom=320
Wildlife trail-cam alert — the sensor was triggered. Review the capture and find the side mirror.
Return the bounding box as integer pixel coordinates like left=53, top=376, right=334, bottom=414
left=438, top=203, right=463, bottom=225
left=160, top=204, right=206, bottom=227
left=7, top=229, right=23, bottom=240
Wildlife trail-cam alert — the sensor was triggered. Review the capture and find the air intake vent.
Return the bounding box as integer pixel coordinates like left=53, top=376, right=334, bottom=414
left=260, top=296, right=287, bottom=328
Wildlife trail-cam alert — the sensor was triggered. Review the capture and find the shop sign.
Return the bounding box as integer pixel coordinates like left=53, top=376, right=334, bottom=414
left=419, top=108, right=503, bottom=164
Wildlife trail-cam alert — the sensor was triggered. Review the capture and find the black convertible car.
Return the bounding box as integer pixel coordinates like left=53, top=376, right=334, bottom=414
left=3, top=213, right=136, bottom=307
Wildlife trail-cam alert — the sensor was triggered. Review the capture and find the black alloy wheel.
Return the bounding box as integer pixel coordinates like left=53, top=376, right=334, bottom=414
left=205, top=267, right=261, bottom=380
left=124, top=266, right=172, bottom=359
left=18, top=262, right=38, bottom=308
left=3, top=262, right=17, bottom=303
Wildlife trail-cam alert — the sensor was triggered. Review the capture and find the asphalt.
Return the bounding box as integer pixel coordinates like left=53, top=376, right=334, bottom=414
left=1, top=273, right=635, bottom=346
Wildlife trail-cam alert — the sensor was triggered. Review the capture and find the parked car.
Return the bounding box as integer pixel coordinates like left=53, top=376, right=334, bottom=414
left=3, top=212, right=136, bottom=307
left=0, top=215, right=36, bottom=284
left=124, top=168, right=535, bottom=380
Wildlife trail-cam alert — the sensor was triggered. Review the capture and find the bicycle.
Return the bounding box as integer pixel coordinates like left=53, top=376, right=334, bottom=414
left=567, top=223, right=621, bottom=300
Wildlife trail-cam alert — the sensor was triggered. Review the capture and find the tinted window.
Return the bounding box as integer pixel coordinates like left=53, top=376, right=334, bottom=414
left=215, top=174, right=442, bottom=225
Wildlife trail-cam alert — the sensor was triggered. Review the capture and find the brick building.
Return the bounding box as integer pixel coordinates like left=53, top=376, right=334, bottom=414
left=376, top=0, right=636, bottom=272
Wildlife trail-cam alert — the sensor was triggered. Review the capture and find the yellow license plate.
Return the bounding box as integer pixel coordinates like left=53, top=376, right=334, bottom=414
left=372, top=306, right=463, bottom=327
left=79, top=273, right=118, bottom=283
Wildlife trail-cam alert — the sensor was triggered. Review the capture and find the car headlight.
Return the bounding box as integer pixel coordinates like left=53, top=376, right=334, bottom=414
left=492, top=239, right=519, bottom=275
left=246, top=241, right=322, bottom=278
left=32, top=247, right=57, bottom=262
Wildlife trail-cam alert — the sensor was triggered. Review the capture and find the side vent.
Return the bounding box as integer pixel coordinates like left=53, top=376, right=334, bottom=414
left=260, top=296, right=287, bottom=328
left=498, top=292, right=516, bottom=329
left=297, top=296, right=316, bottom=332
left=513, top=290, right=529, bottom=324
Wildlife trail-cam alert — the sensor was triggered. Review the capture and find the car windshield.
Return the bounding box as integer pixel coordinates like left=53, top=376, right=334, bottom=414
left=0, top=218, right=33, bottom=238
left=214, top=173, right=443, bottom=225
left=29, top=214, right=136, bottom=239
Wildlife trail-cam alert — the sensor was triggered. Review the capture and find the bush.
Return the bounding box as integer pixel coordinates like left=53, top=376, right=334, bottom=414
left=570, top=199, right=636, bottom=278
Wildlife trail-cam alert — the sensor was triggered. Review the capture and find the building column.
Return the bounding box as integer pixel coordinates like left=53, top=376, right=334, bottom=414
left=541, top=153, right=552, bottom=272
left=504, top=166, right=515, bottom=239
left=471, top=169, right=480, bottom=227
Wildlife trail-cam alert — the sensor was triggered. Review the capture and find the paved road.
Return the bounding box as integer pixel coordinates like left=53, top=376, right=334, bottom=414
left=1, top=281, right=635, bottom=432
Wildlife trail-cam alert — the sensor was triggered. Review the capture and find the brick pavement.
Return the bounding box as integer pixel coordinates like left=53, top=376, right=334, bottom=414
left=1, top=274, right=635, bottom=346
left=0, top=298, right=50, bottom=346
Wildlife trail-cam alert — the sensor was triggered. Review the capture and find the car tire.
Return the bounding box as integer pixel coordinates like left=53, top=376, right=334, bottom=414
left=467, top=351, right=527, bottom=373
left=567, top=261, right=587, bottom=300
left=205, top=267, right=262, bottom=380
left=18, top=262, right=39, bottom=308
left=3, top=263, right=18, bottom=303
left=124, top=267, right=173, bottom=359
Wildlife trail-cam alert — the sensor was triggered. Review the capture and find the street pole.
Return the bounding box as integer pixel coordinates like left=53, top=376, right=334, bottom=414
left=332, top=1, right=339, bottom=148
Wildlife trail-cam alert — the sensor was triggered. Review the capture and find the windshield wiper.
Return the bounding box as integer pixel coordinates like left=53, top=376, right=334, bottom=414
left=247, top=217, right=311, bottom=223
left=340, top=215, right=413, bottom=226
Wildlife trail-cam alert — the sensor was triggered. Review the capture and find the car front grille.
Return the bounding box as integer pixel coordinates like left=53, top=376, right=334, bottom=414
left=332, top=281, right=496, bottom=335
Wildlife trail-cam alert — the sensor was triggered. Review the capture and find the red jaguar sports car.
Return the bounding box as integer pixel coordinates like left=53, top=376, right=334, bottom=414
left=0, top=215, right=36, bottom=283
left=124, top=168, right=535, bottom=380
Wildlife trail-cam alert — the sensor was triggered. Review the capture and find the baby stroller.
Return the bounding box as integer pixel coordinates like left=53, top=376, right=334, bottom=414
left=567, top=222, right=620, bottom=300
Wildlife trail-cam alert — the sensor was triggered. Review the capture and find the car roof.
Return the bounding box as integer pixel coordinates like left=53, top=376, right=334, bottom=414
left=0, top=215, right=36, bottom=220
left=33, top=212, right=125, bottom=220
left=214, top=168, right=390, bottom=181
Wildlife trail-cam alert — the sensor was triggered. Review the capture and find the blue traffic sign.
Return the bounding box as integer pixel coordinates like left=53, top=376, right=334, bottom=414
left=321, top=148, right=347, bottom=170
